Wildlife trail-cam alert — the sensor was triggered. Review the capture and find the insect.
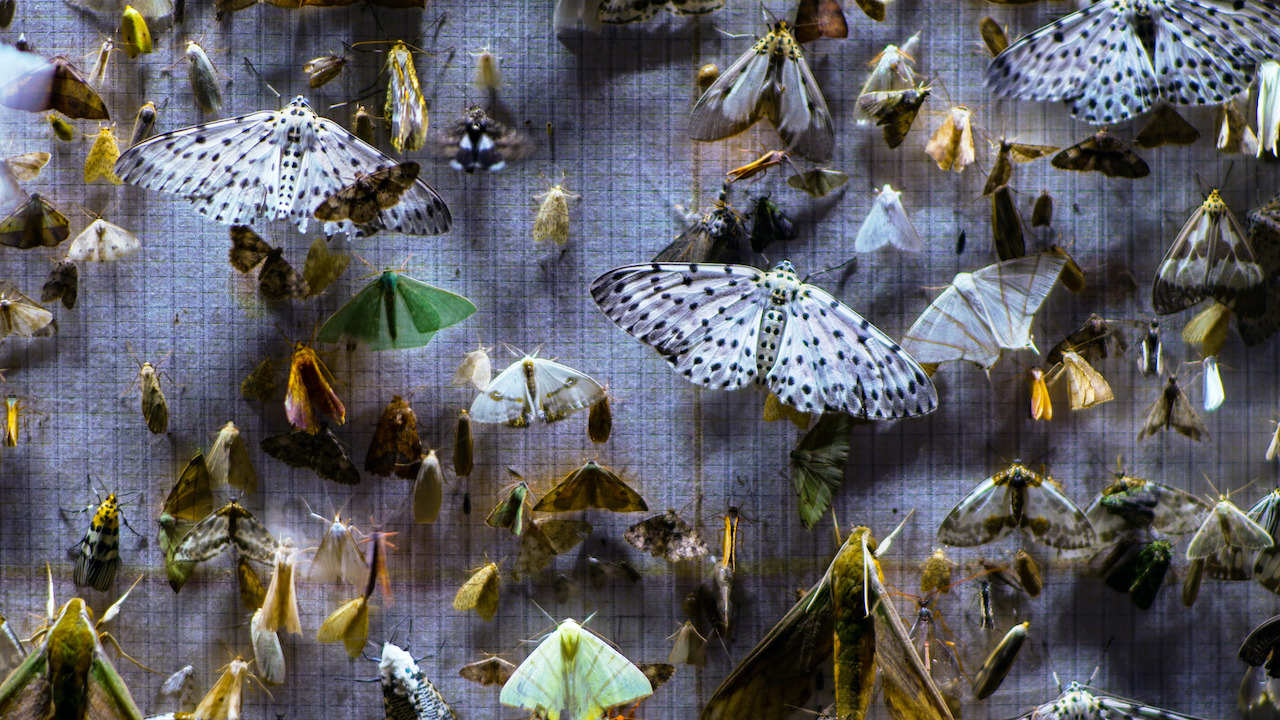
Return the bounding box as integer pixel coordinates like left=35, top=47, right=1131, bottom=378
left=689, top=19, right=833, bottom=161
left=352, top=104, right=376, bottom=144
left=228, top=226, right=308, bottom=301
left=411, top=449, right=444, bottom=523
left=453, top=561, right=501, bottom=621
left=854, top=33, right=920, bottom=125
left=306, top=508, right=366, bottom=584
left=380, top=643, right=457, bottom=720
left=0, top=193, right=70, bottom=249
left=157, top=452, right=212, bottom=592
left=208, top=421, right=257, bottom=493
left=486, top=479, right=533, bottom=535
left=251, top=608, right=285, bottom=686
left=855, top=184, right=921, bottom=253
left=133, top=359, right=168, bottom=434
left=1046, top=314, right=1126, bottom=366
left=592, top=261, right=938, bottom=419
left=1182, top=302, right=1231, bottom=357
left=472, top=48, right=502, bottom=91
left=748, top=194, right=796, bottom=254
left=624, top=509, right=709, bottom=562
left=937, top=462, right=1096, bottom=549
left=1260, top=60, right=1280, bottom=157
left=1138, top=375, right=1207, bottom=442
left=972, top=622, right=1029, bottom=699
left=1186, top=495, right=1272, bottom=561
left=0, top=288, right=53, bottom=337
left=793, top=0, right=848, bottom=41
left=787, top=168, right=848, bottom=197
left=1217, top=100, right=1259, bottom=154
left=365, top=395, right=422, bottom=478
left=983, top=139, right=1057, bottom=196
left=316, top=271, right=476, bottom=351
left=595, top=0, right=724, bottom=24
left=979, top=17, right=1008, bottom=55
left=312, top=163, right=440, bottom=236
left=515, top=518, right=592, bottom=577
left=901, top=253, right=1067, bottom=372
left=185, top=41, right=222, bottom=114
left=790, top=412, right=852, bottom=529
left=533, top=460, right=648, bottom=513
left=1012, top=680, right=1209, bottom=720
left=438, top=106, right=529, bottom=173
left=454, top=410, right=473, bottom=475
left=1134, top=103, right=1200, bottom=148
left=379, top=41, right=428, bottom=153
left=857, top=84, right=931, bottom=149
left=84, top=125, right=123, bottom=184
left=1202, top=355, right=1225, bottom=412
left=173, top=500, right=278, bottom=564
left=990, top=185, right=1025, bottom=261
left=3, top=396, right=22, bottom=447
left=1, top=151, right=50, bottom=186
left=452, top=342, right=493, bottom=390
left=668, top=621, right=707, bottom=667
left=301, top=235, right=350, bottom=298
left=241, top=358, right=276, bottom=403
left=1084, top=469, right=1209, bottom=545
left=587, top=390, right=611, bottom=443
left=118, top=5, right=150, bottom=58
left=470, top=353, right=606, bottom=426
left=67, top=217, right=140, bottom=262
left=1240, top=614, right=1280, bottom=678
left=1153, top=189, right=1265, bottom=317
left=194, top=657, right=259, bottom=720
left=47, top=113, right=76, bottom=141
left=1028, top=368, right=1051, bottom=421
left=1139, top=321, right=1163, bottom=376
left=654, top=190, right=749, bottom=264
left=500, top=619, right=652, bottom=720
left=1051, top=130, right=1149, bottom=178
left=533, top=180, right=578, bottom=245
left=260, top=427, right=360, bottom=485
left=303, top=52, right=346, bottom=88
left=1032, top=192, right=1053, bottom=227
left=925, top=106, right=975, bottom=173
left=1, top=55, right=110, bottom=119
left=73, top=492, right=128, bottom=591
left=41, top=260, right=77, bottom=310
left=114, top=96, right=453, bottom=236
left=284, top=343, right=344, bottom=433
left=256, top=542, right=301, bottom=636
left=460, top=656, right=517, bottom=687
left=1045, top=351, right=1114, bottom=411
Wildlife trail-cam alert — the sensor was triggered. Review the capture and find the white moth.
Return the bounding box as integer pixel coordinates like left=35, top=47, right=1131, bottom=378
left=208, top=421, right=257, bottom=493
left=307, top=510, right=366, bottom=585
left=901, top=252, right=1067, bottom=371
left=452, top=343, right=493, bottom=390
left=855, top=32, right=920, bottom=125
left=688, top=20, right=834, bottom=161
left=379, top=643, right=457, bottom=720
left=1258, top=60, right=1280, bottom=157
left=985, top=0, right=1280, bottom=124
left=250, top=608, right=285, bottom=686
left=66, top=218, right=140, bottom=262
left=533, top=181, right=578, bottom=246
left=1203, top=355, right=1224, bottom=412
left=185, top=41, right=222, bottom=114
left=854, top=184, right=921, bottom=253
left=114, top=96, right=452, bottom=237
left=88, top=38, right=112, bottom=88
left=1014, top=681, right=1210, bottom=720
left=1152, top=189, right=1264, bottom=317
left=591, top=261, right=939, bottom=419
left=470, top=354, right=606, bottom=426
left=158, top=664, right=194, bottom=706
left=0, top=290, right=53, bottom=337
left=1268, top=421, right=1280, bottom=461
left=1186, top=497, right=1273, bottom=561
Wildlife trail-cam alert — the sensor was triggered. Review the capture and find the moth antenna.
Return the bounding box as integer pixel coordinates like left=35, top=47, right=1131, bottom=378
left=242, top=58, right=281, bottom=102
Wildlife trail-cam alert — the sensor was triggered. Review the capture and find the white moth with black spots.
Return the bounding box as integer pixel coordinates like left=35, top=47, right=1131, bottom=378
left=985, top=0, right=1280, bottom=125
left=114, top=96, right=451, bottom=237
left=380, top=643, right=456, bottom=720
left=590, top=261, right=938, bottom=420
left=1014, top=681, right=1209, bottom=720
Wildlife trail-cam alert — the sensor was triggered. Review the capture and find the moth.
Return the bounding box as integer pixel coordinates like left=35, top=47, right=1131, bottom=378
left=452, top=342, right=493, bottom=390
left=668, top=622, right=708, bottom=667
left=1182, top=302, right=1230, bottom=357
left=983, top=138, right=1057, bottom=196
left=352, top=104, right=376, bottom=144
left=1139, top=321, right=1163, bottom=376
left=157, top=452, right=212, bottom=592
left=115, top=96, right=453, bottom=237
left=500, top=619, right=652, bottom=720
left=592, top=261, right=938, bottom=419
left=133, top=360, right=168, bottom=434
left=1045, top=351, right=1114, bottom=410
left=1084, top=471, right=1209, bottom=545
left=73, top=492, right=125, bottom=591
left=624, top=509, right=709, bottom=562
left=303, top=53, right=346, bottom=89
left=472, top=48, right=502, bottom=91
left=1186, top=496, right=1272, bottom=560
left=251, top=608, right=285, bottom=686
left=654, top=191, right=749, bottom=264
left=787, top=168, right=848, bottom=197
left=596, top=0, right=724, bottom=24
left=790, top=412, right=852, bottom=530
left=1046, top=314, right=1126, bottom=366
left=1028, top=367, right=1051, bottom=421
left=173, top=500, right=277, bottom=564
left=937, top=462, right=1096, bottom=549
left=1, top=55, right=110, bottom=119
left=312, top=162, right=427, bottom=235
left=1032, top=191, right=1053, bottom=227
left=4, top=395, right=23, bottom=446
left=365, top=395, right=422, bottom=479
left=460, top=656, right=516, bottom=687
left=1138, top=375, right=1207, bottom=442
left=1, top=151, right=50, bottom=186
left=453, top=561, right=500, bottom=621
left=855, top=184, right=921, bottom=253
left=585, top=390, right=612, bottom=443
left=379, top=642, right=458, bottom=720
left=284, top=343, right=344, bottom=433
left=515, top=518, right=592, bottom=576
left=41, top=260, right=77, bottom=310
left=47, top=113, right=76, bottom=141
left=904, top=595, right=966, bottom=714
left=118, top=5, right=150, bottom=58
left=1013, top=549, right=1042, bottom=596
left=985, top=0, right=1280, bottom=124
left=901, top=252, right=1067, bottom=371
left=1218, top=100, right=1260, bottom=154
left=918, top=549, right=956, bottom=596
left=689, top=20, right=833, bottom=161
left=857, top=84, right=931, bottom=149
left=307, top=509, right=366, bottom=584
left=241, top=358, right=276, bottom=403
left=470, top=353, right=606, bottom=426
left=979, top=17, right=1008, bottom=56
left=236, top=554, right=266, bottom=610
left=748, top=194, right=796, bottom=253
left=158, top=665, right=194, bottom=706
left=533, top=181, right=578, bottom=245
left=84, top=126, right=123, bottom=184
left=125, top=101, right=156, bottom=149
left=486, top=479, right=533, bottom=535
left=532, top=460, right=648, bottom=513
left=185, top=41, right=222, bottom=114
left=438, top=106, right=530, bottom=173
left=1203, top=355, right=1224, bottom=412
left=301, top=235, right=349, bottom=298
left=228, top=226, right=308, bottom=301
left=1015, top=680, right=1209, bottom=720
left=925, top=106, right=975, bottom=172
left=67, top=217, right=140, bottom=262
left=0, top=193, right=70, bottom=249
left=0, top=289, right=52, bottom=337
left=697, top=63, right=720, bottom=88
left=411, top=449, right=444, bottom=523
left=317, top=593, right=371, bottom=658
left=208, top=421, right=257, bottom=493
left=260, top=427, right=360, bottom=485
left=256, top=542, right=301, bottom=636
left=1051, top=130, right=1149, bottom=178
left=990, top=185, right=1025, bottom=261
left=1153, top=189, right=1265, bottom=317
left=194, top=658, right=258, bottom=720
left=793, top=0, right=848, bottom=42
left=1134, top=102, right=1200, bottom=149
left=855, top=34, right=920, bottom=125
left=454, top=409, right=473, bottom=475
left=971, top=622, right=1029, bottom=699
left=1240, top=614, right=1280, bottom=678
left=316, top=271, right=476, bottom=351
left=1098, top=536, right=1173, bottom=609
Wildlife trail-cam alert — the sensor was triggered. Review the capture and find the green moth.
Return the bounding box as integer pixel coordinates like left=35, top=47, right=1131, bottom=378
left=316, top=271, right=476, bottom=351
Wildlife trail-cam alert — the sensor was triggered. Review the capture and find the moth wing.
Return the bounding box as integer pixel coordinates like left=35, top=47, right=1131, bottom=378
left=0, top=644, right=50, bottom=718
left=1060, top=352, right=1114, bottom=409
left=688, top=45, right=769, bottom=143
left=570, top=626, right=653, bottom=716
left=530, top=358, right=605, bottom=423
left=534, top=467, right=591, bottom=512
left=1083, top=493, right=1128, bottom=546
left=310, top=523, right=358, bottom=583
left=1022, top=480, right=1095, bottom=549
left=500, top=628, right=571, bottom=715
left=315, top=280, right=385, bottom=346
left=173, top=510, right=232, bottom=562
left=1092, top=687, right=1214, bottom=720
left=231, top=511, right=278, bottom=563
left=470, top=360, right=534, bottom=425
left=937, top=478, right=1012, bottom=547
left=166, top=454, right=214, bottom=521
left=1138, top=386, right=1173, bottom=441
left=1168, top=382, right=1209, bottom=441
left=967, top=253, right=1066, bottom=350
left=397, top=275, right=476, bottom=337
left=412, top=454, right=444, bottom=523
left=257, top=254, right=308, bottom=301
left=775, top=49, right=834, bottom=161
left=1148, top=483, right=1212, bottom=536
left=87, top=648, right=144, bottom=720
left=901, top=285, right=1002, bottom=368
left=1225, top=503, right=1275, bottom=550
left=586, top=466, right=647, bottom=512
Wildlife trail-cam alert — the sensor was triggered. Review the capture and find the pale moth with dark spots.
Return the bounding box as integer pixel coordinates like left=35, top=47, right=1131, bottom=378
left=984, top=0, right=1280, bottom=125
left=1012, top=680, right=1210, bottom=720
left=590, top=261, right=938, bottom=420
left=114, top=96, right=452, bottom=237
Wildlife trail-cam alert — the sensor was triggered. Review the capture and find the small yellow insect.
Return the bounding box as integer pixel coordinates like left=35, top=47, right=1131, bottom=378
left=119, top=6, right=152, bottom=58
left=533, top=180, right=578, bottom=246
left=472, top=48, right=502, bottom=91
left=84, top=125, right=123, bottom=184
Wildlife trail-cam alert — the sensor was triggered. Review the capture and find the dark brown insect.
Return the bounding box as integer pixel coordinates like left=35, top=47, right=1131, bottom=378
left=313, top=162, right=420, bottom=226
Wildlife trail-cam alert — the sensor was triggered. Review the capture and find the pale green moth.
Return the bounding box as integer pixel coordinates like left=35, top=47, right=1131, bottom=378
left=316, top=271, right=476, bottom=351
left=500, top=618, right=652, bottom=720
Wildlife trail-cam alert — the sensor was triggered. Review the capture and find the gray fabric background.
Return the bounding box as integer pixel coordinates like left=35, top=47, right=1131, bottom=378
left=0, top=0, right=1275, bottom=718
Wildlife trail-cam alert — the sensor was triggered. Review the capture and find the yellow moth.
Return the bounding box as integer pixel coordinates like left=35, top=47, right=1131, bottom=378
left=472, top=48, right=502, bottom=91
left=925, top=107, right=975, bottom=172
left=119, top=6, right=152, bottom=58
left=84, top=125, right=123, bottom=184
left=257, top=540, right=301, bottom=635
left=1028, top=367, right=1052, bottom=421
left=209, top=421, right=258, bottom=493
left=47, top=113, right=76, bottom=141
left=384, top=40, right=427, bottom=152
left=453, top=561, right=500, bottom=621
left=194, top=657, right=257, bottom=720
left=533, top=181, right=578, bottom=246
left=1046, top=351, right=1114, bottom=410
left=4, top=395, right=23, bottom=446
left=1182, top=301, right=1231, bottom=357
left=317, top=595, right=369, bottom=658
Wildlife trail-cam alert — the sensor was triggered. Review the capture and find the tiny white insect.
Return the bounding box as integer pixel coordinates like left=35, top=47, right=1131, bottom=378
left=854, top=184, right=921, bottom=253
left=1202, top=355, right=1224, bottom=412
left=590, top=261, right=938, bottom=419
left=114, top=96, right=452, bottom=237
left=986, top=0, right=1280, bottom=125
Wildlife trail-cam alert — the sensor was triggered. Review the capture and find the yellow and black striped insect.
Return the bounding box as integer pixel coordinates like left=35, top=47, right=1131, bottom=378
left=73, top=493, right=131, bottom=592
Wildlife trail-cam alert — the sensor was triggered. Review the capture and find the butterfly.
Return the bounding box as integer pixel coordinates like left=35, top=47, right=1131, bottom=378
left=500, top=619, right=652, bottom=720
left=114, top=96, right=452, bottom=237
left=67, top=218, right=140, bottom=262
left=855, top=184, right=921, bottom=253
left=688, top=20, right=834, bottom=161
left=857, top=84, right=930, bottom=149
left=173, top=500, right=278, bottom=564
left=985, top=0, right=1280, bottom=125
left=469, top=353, right=606, bottom=426
left=1153, top=189, right=1265, bottom=317
left=1051, top=130, right=1149, bottom=178
left=438, top=106, right=530, bottom=173
left=228, top=226, right=308, bottom=301
left=1138, top=375, right=1207, bottom=441
left=901, top=252, right=1066, bottom=372
left=937, top=462, right=1096, bottom=550
left=591, top=261, right=938, bottom=419
left=316, top=271, right=476, bottom=351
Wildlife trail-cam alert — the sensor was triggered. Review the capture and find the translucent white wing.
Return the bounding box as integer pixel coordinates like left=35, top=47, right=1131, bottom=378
left=937, top=478, right=1012, bottom=547
left=900, top=284, right=1002, bottom=369
left=1203, top=356, right=1224, bottom=412
left=531, top=358, right=606, bottom=423
left=67, top=218, right=140, bottom=262
left=774, top=44, right=835, bottom=162
left=689, top=41, right=770, bottom=144
left=1187, top=501, right=1274, bottom=559
left=501, top=626, right=571, bottom=717
left=855, top=185, right=921, bottom=253
left=173, top=512, right=231, bottom=562
left=965, top=253, right=1066, bottom=351
left=470, top=359, right=535, bottom=425
left=765, top=282, right=936, bottom=419
left=591, top=263, right=768, bottom=392
left=1064, top=15, right=1158, bottom=123
left=1021, top=479, right=1095, bottom=549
